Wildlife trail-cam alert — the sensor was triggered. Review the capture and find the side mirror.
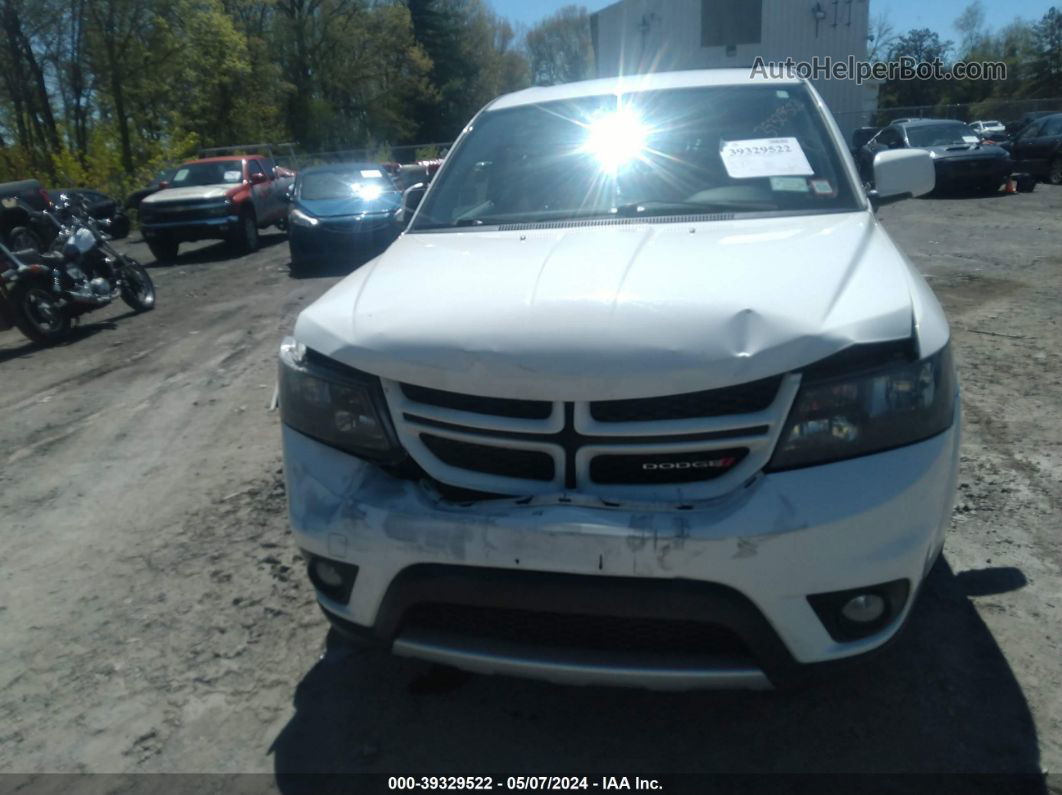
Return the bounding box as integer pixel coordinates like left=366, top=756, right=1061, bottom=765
left=397, top=182, right=427, bottom=225
left=282, top=185, right=293, bottom=203
left=868, top=149, right=935, bottom=208
left=249, top=171, right=268, bottom=185
left=158, top=181, right=170, bottom=190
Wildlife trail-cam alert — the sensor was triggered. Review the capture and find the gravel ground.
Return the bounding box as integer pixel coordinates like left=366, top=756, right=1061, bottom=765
left=0, top=187, right=1059, bottom=787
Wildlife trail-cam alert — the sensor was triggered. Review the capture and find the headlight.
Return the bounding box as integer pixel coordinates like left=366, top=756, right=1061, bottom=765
left=290, top=207, right=319, bottom=227
left=278, top=337, right=398, bottom=460
left=768, top=344, right=956, bottom=470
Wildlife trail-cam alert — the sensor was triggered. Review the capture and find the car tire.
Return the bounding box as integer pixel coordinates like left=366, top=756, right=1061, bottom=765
left=109, top=214, right=131, bottom=240
left=147, top=237, right=179, bottom=264
left=1048, top=156, right=1062, bottom=186
left=233, top=207, right=259, bottom=254
left=6, top=225, right=42, bottom=253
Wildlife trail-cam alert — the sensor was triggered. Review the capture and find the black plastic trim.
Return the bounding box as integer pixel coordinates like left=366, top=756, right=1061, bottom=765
left=302, top=550, right=359, bottom=605
left=807, top=579, right=911, bottom=642
left=315, top=564, right=923, bottom=686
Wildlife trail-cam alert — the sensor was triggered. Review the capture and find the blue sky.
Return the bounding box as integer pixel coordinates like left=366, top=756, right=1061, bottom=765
left=490, top=0, right=1055, bottom=41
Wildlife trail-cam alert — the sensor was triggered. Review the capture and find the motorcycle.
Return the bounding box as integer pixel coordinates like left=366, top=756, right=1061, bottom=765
left=0, top=193, right=155, bottom=345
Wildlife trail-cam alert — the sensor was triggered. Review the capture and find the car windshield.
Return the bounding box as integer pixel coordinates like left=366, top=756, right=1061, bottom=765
left=298, top=168, right=395, bottom=201
left=170, top=160, right=244, bottom=188
left=906, top=123, right=980, bottom=147
left=412, top=83, right=858, bottom=230
left=152, top=168, right=176, bottom=187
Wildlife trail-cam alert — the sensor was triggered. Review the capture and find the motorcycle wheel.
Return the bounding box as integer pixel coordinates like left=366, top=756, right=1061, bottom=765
left=10, top=282, right=70, bottom=344
left=120, top=259, right=156, bottom=312
left=6, top=225, right=42, bottom=253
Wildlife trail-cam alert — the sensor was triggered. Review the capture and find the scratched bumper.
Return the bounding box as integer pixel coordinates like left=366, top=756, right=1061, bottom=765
left=283, top=418, right=959, bottom=683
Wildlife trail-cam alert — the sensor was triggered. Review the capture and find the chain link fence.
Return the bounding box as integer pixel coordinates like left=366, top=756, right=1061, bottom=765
left=834, top=97, right=1062, bottom=143
left=282, top=142, right=453, bottom=171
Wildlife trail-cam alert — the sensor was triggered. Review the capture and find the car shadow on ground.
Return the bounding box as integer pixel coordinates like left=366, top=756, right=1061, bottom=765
left=286, top=246, right=390, bottom=280
left=269, top=557, right=1046, bottom=791
left=144, top=232, right=288, bottom=268
left=922, top=189, right=1014, bottom=200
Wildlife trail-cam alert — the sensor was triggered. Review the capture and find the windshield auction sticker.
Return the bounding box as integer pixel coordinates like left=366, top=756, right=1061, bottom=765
left=720, top=137, right=813, bottom=179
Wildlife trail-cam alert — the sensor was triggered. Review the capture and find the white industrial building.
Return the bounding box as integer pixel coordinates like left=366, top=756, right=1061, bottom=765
left=590, top=0, right=879, bottom=139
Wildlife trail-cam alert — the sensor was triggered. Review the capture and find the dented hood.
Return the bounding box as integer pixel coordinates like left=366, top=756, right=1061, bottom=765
left=295, top=211, right=919, bottom=400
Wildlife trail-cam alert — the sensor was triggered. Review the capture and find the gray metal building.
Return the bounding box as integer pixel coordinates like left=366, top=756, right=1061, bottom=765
left=591, top=0, right=879, bottom=138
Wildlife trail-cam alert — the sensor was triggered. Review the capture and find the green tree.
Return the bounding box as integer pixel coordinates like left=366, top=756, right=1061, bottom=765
left=0, top=0, right=64, bottom=170
left=406, top=0, right=529, bottom=142
left=525, top=4, right=594, bottom=86
left=879, top=28, right=953, bottom=109
left=1029, top=7, right=1062, bottom=97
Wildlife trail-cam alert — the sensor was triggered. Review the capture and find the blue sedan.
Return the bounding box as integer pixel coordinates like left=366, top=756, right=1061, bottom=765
left=287, top=163, right=403, bottom=272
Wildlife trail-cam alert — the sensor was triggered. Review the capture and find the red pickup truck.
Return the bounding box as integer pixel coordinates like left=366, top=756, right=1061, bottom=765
left=138, top=154, right=294, bottom=263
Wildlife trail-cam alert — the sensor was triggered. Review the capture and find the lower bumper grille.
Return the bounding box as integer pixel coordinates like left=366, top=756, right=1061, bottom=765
left=401, top=603, right=752, bottom=658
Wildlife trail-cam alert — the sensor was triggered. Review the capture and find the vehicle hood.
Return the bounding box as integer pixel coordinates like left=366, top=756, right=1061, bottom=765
left=924, top=143, right=1009, bottom=160
left=296, top=192, right=400, bottom=219
left=142, top=185, right=236, bottom=203
left=295, top=212, right=931, bottom=400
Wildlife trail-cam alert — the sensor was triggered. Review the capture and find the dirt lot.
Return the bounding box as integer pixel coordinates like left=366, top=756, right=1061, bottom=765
left=0, top=187, right=1060, bottom=786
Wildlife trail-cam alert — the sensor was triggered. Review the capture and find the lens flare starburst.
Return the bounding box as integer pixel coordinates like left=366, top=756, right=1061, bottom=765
left=581, top=107, right=650, bottom=173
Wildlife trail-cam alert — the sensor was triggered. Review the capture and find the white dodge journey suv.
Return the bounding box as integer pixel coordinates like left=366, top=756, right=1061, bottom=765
left=279, top=70, right=959, bottom=689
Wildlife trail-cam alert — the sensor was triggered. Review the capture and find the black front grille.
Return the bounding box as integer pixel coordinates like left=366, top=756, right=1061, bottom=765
left=403, top=383, right=552, bottom=420
left=420, top=434, right=554, bottom=481
left=402, top=603, right=751, bottom=658
left=590, top=448, right=748, bottom=484
left=590, top=376, right=782, bottom=423
left=321, top=217, right=389, bottom=234
left=141, top=201, right=227, bottom=224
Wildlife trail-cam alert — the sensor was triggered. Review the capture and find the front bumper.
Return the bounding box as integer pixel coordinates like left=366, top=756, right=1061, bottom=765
left=283, top=414, right=960, bottom=688
left=933, top=157, right=1011, bottom=186
left=141, top=215, right=240, bottom=241
left=288, top=217, right=399, bottom=263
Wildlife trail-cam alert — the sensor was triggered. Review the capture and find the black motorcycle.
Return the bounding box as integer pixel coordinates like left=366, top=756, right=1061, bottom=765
left=0, top=194, right=155, bottom=344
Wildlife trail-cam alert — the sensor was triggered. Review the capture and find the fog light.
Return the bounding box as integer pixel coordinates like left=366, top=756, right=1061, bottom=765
left=841, top=593, right=886, bottom=624
left=303, top=551, right=359, bottom=604
left=807, top=579, right=909, bottom=642
left=313, top=560, right=344, bottom=589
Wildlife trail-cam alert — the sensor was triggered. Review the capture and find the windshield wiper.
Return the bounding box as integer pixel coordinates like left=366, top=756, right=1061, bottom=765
left=439, top=201, right=764, bottom=229
left=612, top=200, right=767, bottom=216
